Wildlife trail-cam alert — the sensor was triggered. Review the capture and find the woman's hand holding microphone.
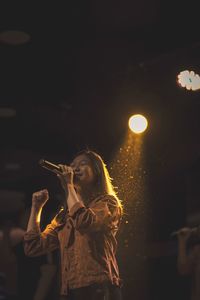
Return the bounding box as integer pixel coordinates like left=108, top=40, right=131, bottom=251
left=56, top=165, right=74, bottom=193
left=177, top=227, right=193, bottom=243
left=31, top=164, right=75, bottom=209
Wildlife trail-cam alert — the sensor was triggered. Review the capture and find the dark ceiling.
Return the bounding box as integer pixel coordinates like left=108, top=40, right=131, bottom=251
left=0, top=1, right=200, bottom=224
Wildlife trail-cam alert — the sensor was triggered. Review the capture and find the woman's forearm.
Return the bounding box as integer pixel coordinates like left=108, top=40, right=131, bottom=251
left=178, top=240, right=187, bottom=262
left=66, top=184, right=81, bottom=211
left=27, top=206, right=43, bottom=232
left=177, top=240, right=191, bottom=274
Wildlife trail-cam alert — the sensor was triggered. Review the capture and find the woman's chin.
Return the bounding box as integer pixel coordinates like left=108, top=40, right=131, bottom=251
left=73, top=178, right=83, bottom=188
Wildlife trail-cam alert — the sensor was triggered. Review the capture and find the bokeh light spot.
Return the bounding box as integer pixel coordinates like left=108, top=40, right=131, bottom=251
left=128, top=114, right=148, bottom=134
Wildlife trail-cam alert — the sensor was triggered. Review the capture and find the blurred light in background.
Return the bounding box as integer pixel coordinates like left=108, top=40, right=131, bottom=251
left=0, top=30, right=30, bottom=45
left=128, top=114, right=148, bottom=134
left=0, top=107, right=16, bottom=118
left=177, top=70, right=200, bottom=91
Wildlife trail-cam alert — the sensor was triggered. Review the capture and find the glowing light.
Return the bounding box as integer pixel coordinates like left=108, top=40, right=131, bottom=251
left=110, top=130, right=148, bottom=261
left=0, top=30, right=30, bottom=45
left=177, top=70, right=200, bottom=91
left=128, top=114, right=148, bottom=134
left=0, top=107, right=16, bottom=118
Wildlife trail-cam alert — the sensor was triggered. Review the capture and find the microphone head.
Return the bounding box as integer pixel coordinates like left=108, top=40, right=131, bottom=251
left=170, top=231, right=178, bottom=237
left=38, top=159, right=45, bottom=166
left=38, top=159, right=61, bottom=172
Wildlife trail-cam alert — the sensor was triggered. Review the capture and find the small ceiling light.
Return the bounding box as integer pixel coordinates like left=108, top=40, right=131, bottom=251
left=177, top=70, right=200, bottom=91
left=5, top=163, right=21, bottom=171
left=0, top=108, right=16, bottom=118
left=0, top=30, right=30, bottom=45
left=128, top=114, right=148, bottom=134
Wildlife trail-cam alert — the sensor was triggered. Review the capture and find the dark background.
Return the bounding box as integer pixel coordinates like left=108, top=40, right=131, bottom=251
left=0, top=1, right=200, bottom=299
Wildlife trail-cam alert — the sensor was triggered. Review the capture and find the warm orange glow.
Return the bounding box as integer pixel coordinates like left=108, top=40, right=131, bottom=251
left=110, top=131, right=148, bottom=255
left=128, top=114, right=148, bottom=134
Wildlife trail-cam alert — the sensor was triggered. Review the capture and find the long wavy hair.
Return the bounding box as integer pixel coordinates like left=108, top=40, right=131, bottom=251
left=74, top=150, right=123, bottom=212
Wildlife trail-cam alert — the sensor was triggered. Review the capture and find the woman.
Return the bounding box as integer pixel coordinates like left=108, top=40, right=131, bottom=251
left=177, top=227, right=200, bottom=300
left=24, top=150, right=123, bottom=300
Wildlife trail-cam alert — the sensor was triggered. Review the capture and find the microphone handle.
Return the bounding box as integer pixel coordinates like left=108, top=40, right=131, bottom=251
left=171, top=227, right=198, bottom=237
left=39, top=159, right=61, bottom=173
left=170, top=231, right=179, bottom=237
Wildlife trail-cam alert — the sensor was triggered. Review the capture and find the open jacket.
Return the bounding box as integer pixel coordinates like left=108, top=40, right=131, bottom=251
left=23, top=194, right=122, bottom=296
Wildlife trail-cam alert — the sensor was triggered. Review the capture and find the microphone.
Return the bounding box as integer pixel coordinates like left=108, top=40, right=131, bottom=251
left=170, top=227, right=199, bottom=237
left=39, top=159, right=62, bottom=173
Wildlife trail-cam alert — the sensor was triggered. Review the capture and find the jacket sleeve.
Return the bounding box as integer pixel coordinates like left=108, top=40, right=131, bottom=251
left=68, top=195, right=121, bottom=234
left=23, top=217, right=60, bottom=257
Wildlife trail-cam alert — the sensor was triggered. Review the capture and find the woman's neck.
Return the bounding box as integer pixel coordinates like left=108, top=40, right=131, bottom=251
left=77, top=185, right=99, bottom=205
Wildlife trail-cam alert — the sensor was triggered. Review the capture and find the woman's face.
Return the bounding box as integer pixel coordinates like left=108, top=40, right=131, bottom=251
left=70, top=154, right=96, bottom=186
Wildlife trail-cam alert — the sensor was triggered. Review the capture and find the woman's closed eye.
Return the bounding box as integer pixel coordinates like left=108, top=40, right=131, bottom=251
left=79, top=161, right=88, bottom=166
left=70, top=159, right=90, bottom=169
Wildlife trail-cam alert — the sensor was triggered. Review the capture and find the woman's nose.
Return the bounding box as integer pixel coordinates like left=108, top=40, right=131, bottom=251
left=74, top=165, right=80, bottom=173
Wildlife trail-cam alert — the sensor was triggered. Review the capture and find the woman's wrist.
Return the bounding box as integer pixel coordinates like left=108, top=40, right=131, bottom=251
left=67, top=183, right=75, bottom=190
left=31, top=204, right=43, bottom=213
left=178, top=239, right=188, bottom=247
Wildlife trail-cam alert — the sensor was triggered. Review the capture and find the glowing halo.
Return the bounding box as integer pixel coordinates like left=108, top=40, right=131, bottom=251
left=128, top=114, right=148, bottom=134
